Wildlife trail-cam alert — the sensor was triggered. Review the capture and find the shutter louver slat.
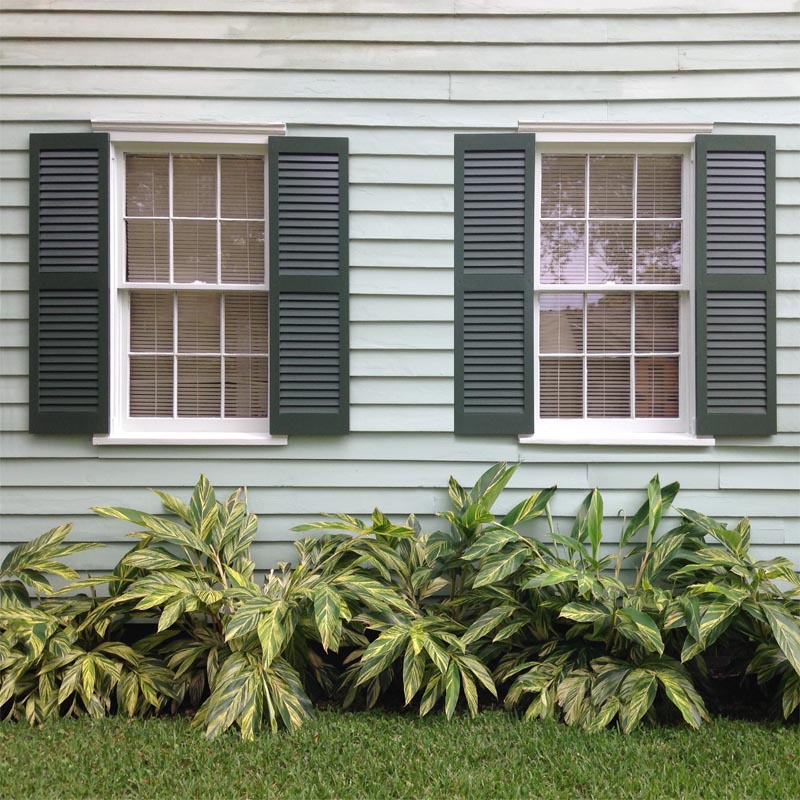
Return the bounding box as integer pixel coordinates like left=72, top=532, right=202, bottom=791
left=463, top=148, right=527, bottom=276
left=706, top=150, right=768, bottom=276
left=706, top=292, right=768, bottom=413
left=463, top=291, right=525, bottom=414
left=269, top=137, right=349, bottom=434
left=696, top=135, right=776, bottom=435
left=29, top=133, right=109, bottom=434
left=38, top=151, right=100, bottom=273
left=455, top=134, right=535, bottom=435
left=38, top=289, right=99, bottom=411
left=276, top=150, right=342, bottom=277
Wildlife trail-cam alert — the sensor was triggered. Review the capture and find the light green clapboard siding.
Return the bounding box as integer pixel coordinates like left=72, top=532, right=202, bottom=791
left=0, top=3, right=798, bottom=570
left=1, top=0, right=798, bottom=13
left=3, top=10, right=800, bottom=43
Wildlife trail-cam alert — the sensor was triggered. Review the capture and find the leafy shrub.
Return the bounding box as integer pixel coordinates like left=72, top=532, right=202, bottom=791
left=0, top=525, right=173, bottom=723
left=2, top=465, right=798, bottom=737
left=91, top=478, right=408, bottom=738
left=291, top=463, right=554, bottom=717
left=668, top=508, right=800, bottom=718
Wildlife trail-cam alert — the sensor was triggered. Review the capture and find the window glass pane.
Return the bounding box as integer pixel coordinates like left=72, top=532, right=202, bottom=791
left=130, top=355, right=173, bottom=417
left=539, top=293, right=583, bottom=354
left=130, top=291, right=173, bottom=352
left=587, top=358, right=630, bottom=417
left=221, top=221, right=265, bottom=284
left=540, top=220, right=585, bottom=284
left=177, top=293, right=220, bottom=353
left=588, top=221, right=633, bottom=284
left=224, top=294, right=268, bottom=354
left=637, top=155, right=681, bottom=219
left=637, top=221, right=681, bottom=284
left=225, top=356, right=268, bottom=418
left=221, top=156, right=264, bottom=219
left=541, top=155, right=585, bottom=218
left=173, top=220, right=217, bottom=283
left=636, top=356, right=679, bottom=417
left=540, top=358, right=583, bottom=417
left=126, top=155, right=169, bottom=217
left=173, top=155, right=216, bottom=217
left=587, top=293, right=631, bottom=353
left=635, top=293, right=679, bottom=353
left=126, top=219, right=169, bottom=282
left=589, top=155, right=634, bottom=218
left=177, top=356, right=221, bottom=416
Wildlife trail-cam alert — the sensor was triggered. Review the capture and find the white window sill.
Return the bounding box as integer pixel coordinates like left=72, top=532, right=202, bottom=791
left=92, top=433, right=288, bottom=447
left=518, top=433, right=715, bottom=447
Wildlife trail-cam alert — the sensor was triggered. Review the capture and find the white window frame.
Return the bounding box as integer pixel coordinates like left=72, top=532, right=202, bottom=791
left=515, top=124, right=715, bottom=446
left=91, top=123, right=287, bottom=446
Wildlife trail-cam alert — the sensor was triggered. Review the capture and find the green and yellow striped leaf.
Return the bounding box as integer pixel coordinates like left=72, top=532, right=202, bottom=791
left=314, top=584, right=344, bottom=653
left=654, top=663, right=708, bottom=729
left=619, top=669, right=657, bottom=734
left=615, top=608, right=665, bottom=655
left=500, top=487, right=557, bottom=527
left=444, top=659, right=461, bottom=720
left=761, top=601, right=800, bottom=677
left=472, top=548, right=527, bottom=589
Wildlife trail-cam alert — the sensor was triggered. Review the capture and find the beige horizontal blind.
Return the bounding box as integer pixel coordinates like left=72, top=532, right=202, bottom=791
left=539, top=153, right=682, bottom=419
left=125, top=153, right=267, bottom=419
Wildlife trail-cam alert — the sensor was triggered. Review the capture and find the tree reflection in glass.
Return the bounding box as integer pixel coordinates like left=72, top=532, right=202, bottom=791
left=538, top=153, right=683, bottom=420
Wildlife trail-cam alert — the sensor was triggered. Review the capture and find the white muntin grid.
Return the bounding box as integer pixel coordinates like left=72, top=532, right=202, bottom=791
left=116, top=149, right=268, bottom=433
left=533, top=145, right=692, bottom=434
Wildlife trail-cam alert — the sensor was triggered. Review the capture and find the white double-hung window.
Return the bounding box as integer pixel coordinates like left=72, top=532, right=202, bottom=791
left=111, top=143, right=269, bottom=440
left=534, top=144, right=693, bottom=437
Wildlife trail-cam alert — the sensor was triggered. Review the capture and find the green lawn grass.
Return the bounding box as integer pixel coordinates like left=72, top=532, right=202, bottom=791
left=1, top=711, right=798, bottom=799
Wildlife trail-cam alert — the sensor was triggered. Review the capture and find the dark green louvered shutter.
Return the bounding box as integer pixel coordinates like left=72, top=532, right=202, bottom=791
left=268, top=137, right=349, bottom=434
left=454, top=134, right=535, bottom=435
left=29, top=133, right=110, bottom=434
left=696, top=135, right=776, bottom=436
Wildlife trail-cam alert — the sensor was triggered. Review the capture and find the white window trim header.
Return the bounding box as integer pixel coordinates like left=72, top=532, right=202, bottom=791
left=517, top=121, right=713, bottom=143
left=91, top=120, right=287, bottom=144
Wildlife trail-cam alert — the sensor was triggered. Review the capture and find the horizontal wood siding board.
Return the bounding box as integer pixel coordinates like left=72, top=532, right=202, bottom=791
left=2, top=1, right=800, bottom=13
left=4, top=41, right=800, bottom=73
left=1, top=485, right=798, bottom=519
left=5, top=68, right=800, bottom=100
left=3, top=12, right=800, bottom=43
left=4, top=97, right=800, bottom=128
